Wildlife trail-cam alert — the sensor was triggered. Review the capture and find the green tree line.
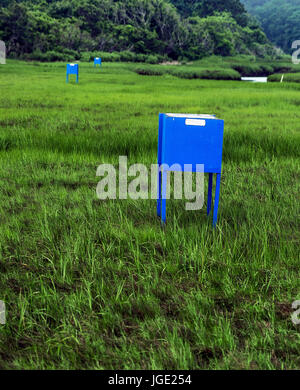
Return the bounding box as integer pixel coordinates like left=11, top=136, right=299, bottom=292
left=241, top=0, right=300, bottom=53
left=0, top=0, right=275, bottom=61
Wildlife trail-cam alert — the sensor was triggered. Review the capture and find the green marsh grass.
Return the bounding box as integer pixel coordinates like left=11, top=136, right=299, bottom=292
left=0, top=60, right=299, bottom=369
left=268, top=73, right=300, bottom=83
left=134, top=65, right=241, bottom=80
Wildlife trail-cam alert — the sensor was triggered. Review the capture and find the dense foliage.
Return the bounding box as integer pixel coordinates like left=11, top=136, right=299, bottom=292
left=170, top=0, right=249, bottom=26
left=0, top=0, right=275, bottom=61
left=241, top=0, right=300, bottom=53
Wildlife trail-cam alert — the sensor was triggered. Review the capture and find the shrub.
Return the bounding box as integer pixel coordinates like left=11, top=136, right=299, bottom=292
left=201, top=69, right=241, bottom=80
left=25, top=50, right=48, bottom=61
left=170, top=69, right=199, bottom=79
left=61, top=49, right=80, bottom=61
left=232, top=63, right=264, bottom=76
left=79, top=51, right=165, bottom=64
left=24, top=50, right=73, bottom=62
left=145, top=55, right=159, bottom=64
left=272, top=64, right=293, bottom=73
left=134, top=67, right=164, bottom=76
left=79, top=51, right=121, bottom=62
left=79, top=52, right=93, bottom=62
left=135, top=53, right=148, bottom=63
left=100, top=52, right=121, bottom=62
left=170, top=68, right=241, bottom=80
left=261, top=64, right=275, bottom=75
left=49, top=51, right=68, bottom=62
left=119, top=51, right=136, bottom=62
left=268, top=73, right=300, bottom=83
left=134, top=66, right=241, bottom=80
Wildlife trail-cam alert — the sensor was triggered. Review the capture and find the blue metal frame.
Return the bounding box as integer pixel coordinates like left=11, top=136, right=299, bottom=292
left=157, top=113, right=224, bottom=227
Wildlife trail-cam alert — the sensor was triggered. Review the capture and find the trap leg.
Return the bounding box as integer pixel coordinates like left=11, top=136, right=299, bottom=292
left=207, top=173, right=213, bottom=216
left=161, top=170, right=167, bottom=224
left=157, top=168, right=162, bottom=217
left=213, top=173, right=221, bottom=227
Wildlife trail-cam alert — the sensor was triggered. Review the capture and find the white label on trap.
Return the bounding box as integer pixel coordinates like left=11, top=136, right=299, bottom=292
left=185, top=119, right=206, bottom=126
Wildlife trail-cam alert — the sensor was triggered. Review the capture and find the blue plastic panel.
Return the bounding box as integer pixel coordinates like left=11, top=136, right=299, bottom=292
left=67, top=64, right=79, bottom=75
left=94, top=57, right=102, bottom=65
left=159, top=113, right=224, bottom=173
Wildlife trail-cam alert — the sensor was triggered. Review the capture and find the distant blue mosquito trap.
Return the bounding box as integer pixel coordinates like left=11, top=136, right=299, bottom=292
left=66, top=63, right=79, bottom=83
left=94, top=57, right=102, bottom=67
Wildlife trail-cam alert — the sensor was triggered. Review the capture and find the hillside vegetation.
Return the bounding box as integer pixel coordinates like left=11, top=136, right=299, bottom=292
left=242, top=0, right=300, bottom=53
left=0, top=0, right=275, bottom=61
